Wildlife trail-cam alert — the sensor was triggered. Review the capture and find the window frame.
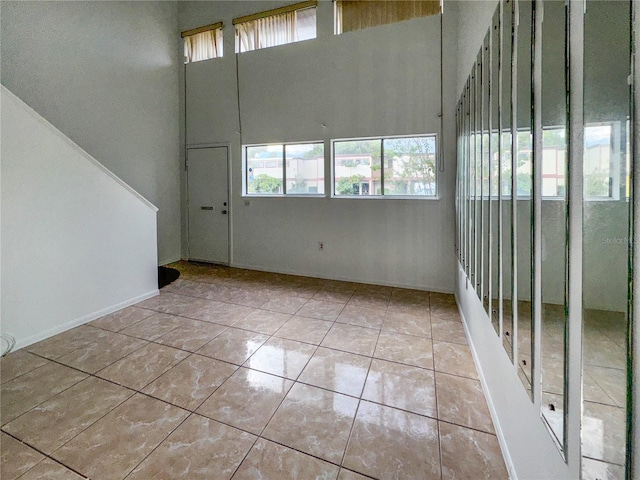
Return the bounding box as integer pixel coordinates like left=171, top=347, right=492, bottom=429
left=243, top=141, right=326, bottom=197
left=233, top=0, right=318, bottom=54
left=331, top=133, right=439, bottom=199
left=181, top=22, right=224, bottom=64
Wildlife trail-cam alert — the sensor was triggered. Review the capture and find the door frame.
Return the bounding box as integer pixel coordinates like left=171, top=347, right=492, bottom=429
left=185, top=143, right=232, bottom=265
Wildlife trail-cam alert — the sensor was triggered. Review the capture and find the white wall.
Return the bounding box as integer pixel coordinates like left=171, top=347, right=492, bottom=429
left=1, top=87, right=159, bottom=350
left=179, top=0, right=457, bottom=291
left=0, top=1, right=181, bottom=265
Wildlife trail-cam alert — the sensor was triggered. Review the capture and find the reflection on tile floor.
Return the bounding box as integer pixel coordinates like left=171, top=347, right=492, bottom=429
left=1, top=261, right=508, bottom=480
left=505, top=298, right=627, bottom=478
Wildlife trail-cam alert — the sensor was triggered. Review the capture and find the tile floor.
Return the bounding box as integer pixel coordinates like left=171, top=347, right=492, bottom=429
left=1, top=261, right=508, bottom=480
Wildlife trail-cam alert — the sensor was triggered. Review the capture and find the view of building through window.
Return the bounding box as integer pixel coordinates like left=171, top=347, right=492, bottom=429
left=246, top=143, right=324, bottom=195
left=333, top=135, right=437, bottom=197
left=482, top=124, right=621, bottom=199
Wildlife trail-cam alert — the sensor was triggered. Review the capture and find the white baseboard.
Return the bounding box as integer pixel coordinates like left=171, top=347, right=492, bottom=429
left=13, top=289, right=159, bottom=351
left=229, top=262, right=454, bottom=294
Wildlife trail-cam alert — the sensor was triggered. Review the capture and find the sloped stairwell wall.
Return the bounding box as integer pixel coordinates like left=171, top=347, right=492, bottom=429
left=1, top=86, right=159, bottom=349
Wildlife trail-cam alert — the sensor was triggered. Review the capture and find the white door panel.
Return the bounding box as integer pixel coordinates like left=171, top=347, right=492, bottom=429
left=187, top=147, right=229, bottom=264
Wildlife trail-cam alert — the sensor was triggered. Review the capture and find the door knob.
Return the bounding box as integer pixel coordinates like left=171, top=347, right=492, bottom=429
left=221, top=210, right=228, bottom=214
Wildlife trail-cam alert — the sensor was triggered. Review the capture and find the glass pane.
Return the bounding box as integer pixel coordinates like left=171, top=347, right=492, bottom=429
left=501, top=0, right=514, bottom=360
left=490, top=7, right=500, bottom=334
left=334, top=140, right=382, bottom=196
left=247, top=145, right=283, bottom=195
left=296, top=7, right=317, bottom=42
left=474, top=51, right=483, bottom=294
left=285, top=143, right=324, bottom=194
left=582, top=0, right=630, bottom=477
left=382, top=136, right=437, bottom=196
left=516, top=0, right=533, bottom=397
left=466, top=64, right=477, bottom=280
left=482, top=33, right=490, bottom=311
left=540, top=0, right=568, bottom=449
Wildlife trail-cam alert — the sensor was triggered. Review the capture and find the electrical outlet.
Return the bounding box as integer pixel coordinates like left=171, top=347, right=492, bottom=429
left=244, top=201, right=250, bottom=206
left=318, top=242, right=325, bottom=251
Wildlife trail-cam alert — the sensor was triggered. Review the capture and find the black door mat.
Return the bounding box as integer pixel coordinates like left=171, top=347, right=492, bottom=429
left=158, top=266, right=180, bottom=289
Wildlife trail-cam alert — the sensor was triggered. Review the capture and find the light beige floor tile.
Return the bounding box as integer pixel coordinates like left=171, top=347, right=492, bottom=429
left=17, top=458, right=85, bottom=480
left=298, top=347, right=371, bottom=397
left=583, top=402, right=626, bottom=465
left=430, top=292, right=456, bottom=306
left=584, top=337, right=626, bottom=369
left=274, top=316, right=333, bottom=345
left=52, top=393, right=188, bottom=479
left=439, top=421, right=508, bottom=479
left=337, top=469, right=370, bottom=480
left=0, top=350, right=49, bottom=384
left=232, top=438, right=340, bottom=480
left=348, top=293, right=390, bottom=310
left=56, top=331, right=147, bottom=374
left=232, top=309, right=292, bottom=335
left=430, top=313, right=468, bottom=345
left=3, top=376, right=132, bottom=454
left=135, top=291, right=205, bottom=315
left=127, top=414, right=256, bottom=480
left=226, top=289, right=272, bottom=308
left=582, top=458, right=625, bottom=480
left=260, top=295, right=309, bottom=315
left=313, top=289, right=354, bottom=304
left=198, top=303, right=256, bottom=327
left=382, top=310, right=431, bottom=337
left=354, top=284, right=393, bottom=296
left=336, top=305, right=386, bottom=329
left=342, top=401, right=441, bottom=480
left=89, top=305, right=156, bottom=332
left=1, top=362, right=88, bottom=425
left=321, top=323, right=379, bottom=356
left=156, top=318, right=228, bottom=352
left=362, top=359, right=437, bottom=417
left=27, top=325, right=103, bottom=359
left=374, top=331, right=433, bottom=369
left=97, top=342, right=189, bottom=390
left=296, top=299, right=346, bottom=321
left=198, top=367, right=293, bottom=434
left=244, top=337, right=316, bottom=379
left=433, top=340, right=479, bottom=379
left=262, top=383, right=358, bottom=463
left=584, top=370, right=617, bottom=405
left=143, top=354, right=237, bottom=410
left=319, top=280, right=359, bottom=294
left=0, top=432, right=45, bottom=480
left=435, top=372, right=494, bottom=433
left=197, top=328, right=269, bottom=365
left=586, top=365, right=625, bottom=407
left=386, top=299, right=430, bottom=316
left=119, top=312, right=186, bottom=340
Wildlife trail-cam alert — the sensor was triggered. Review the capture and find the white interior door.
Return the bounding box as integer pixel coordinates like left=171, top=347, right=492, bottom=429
left=187, top=147, right=229, bottom=264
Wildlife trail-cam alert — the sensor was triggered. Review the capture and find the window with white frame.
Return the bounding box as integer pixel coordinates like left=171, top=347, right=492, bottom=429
left=245, top=142, right=324, bottom=195
left=234, top=1, right=317, bottom=54
left=333, top=135, right=437, bottom=197
left=182, top=23, right=223, bottom=63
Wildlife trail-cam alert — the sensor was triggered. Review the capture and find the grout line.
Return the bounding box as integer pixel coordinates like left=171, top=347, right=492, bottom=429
left=1, top=430, right=90, bottom=479
left=10, top=263, right=469, bottom=479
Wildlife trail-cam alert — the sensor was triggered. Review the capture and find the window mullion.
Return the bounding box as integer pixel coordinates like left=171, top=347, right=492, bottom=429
left=282, top=145, right=287, bottom=195
left=380, top=139, right=385, bottom=196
